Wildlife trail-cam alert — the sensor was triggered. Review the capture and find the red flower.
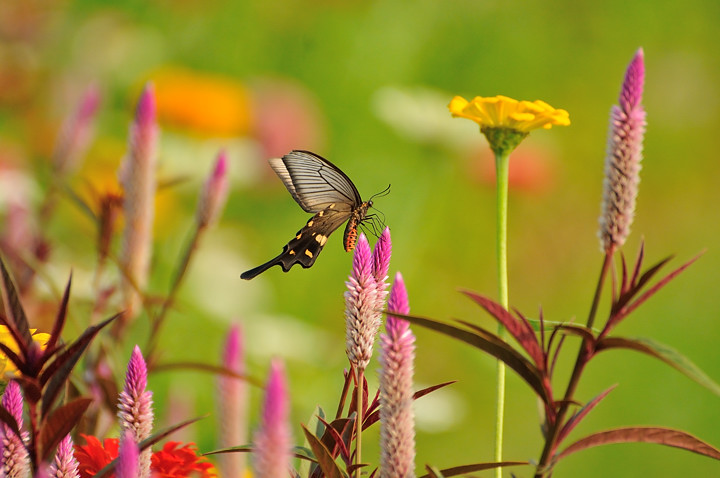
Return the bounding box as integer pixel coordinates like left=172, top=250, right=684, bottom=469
left=74, top=435, right=216, bottom=478
left=152, top=442, right=216, bottom=478
left=74, top=435, right=119, bottom=478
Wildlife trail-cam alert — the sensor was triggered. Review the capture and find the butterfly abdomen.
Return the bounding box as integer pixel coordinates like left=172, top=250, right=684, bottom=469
left=343, top=201, right=371, bottom=252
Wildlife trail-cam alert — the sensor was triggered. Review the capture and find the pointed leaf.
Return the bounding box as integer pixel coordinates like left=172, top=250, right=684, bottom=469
left=365, top=381, right=457, bottom=429
left=38, top=397, right=92, bottom=460
left=204, top=444, right=253, bottom=455
left=399, top=313, right=550, bottom=405
left=0, top=256, right=32, bottom=352
left=608, top=253, right=699, bottom=333
left=44, top=275, right=72, bottom=355
left=152, top=361, right=262, bottom=386
left=301, top=424, right=345, bottom=478
left=0, top=405, right=21, bottom=440
left=0, top=342, right=31, bottom=376
left=317, top=415, right=351, bottom=462
left=462, top=291, right=544, bottom=368
left=557, top=426, right=720, bottom=461
left=40, top=314, right=119, bottom=417
left=557, top=385, right=617, bottom=445
left=596, top=336, right=720, bottom=396
left=418, top=461, right=530, bottom=478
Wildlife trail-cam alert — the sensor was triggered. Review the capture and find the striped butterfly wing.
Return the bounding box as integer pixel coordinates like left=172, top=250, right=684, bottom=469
left=242, top=150, right=367, bottom=280
left=269, top=150, right=362, bottom=213
left=240, top=206, right=351, bottom=280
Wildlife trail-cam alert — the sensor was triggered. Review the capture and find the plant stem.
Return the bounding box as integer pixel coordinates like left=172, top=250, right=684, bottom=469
left=146, top=226, right=203, bottom=364
left=494, top=151, right=510, bottom=477
left=534, top=252, right=613, bottom=477
left=355, top=366, right=364, bottom=478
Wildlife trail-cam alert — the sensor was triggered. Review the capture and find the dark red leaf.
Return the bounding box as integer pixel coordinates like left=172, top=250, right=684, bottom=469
left=40, top=314, right=118, bottom=417
left=44, top=275, right=72, bottom=356
left=462, top=291, right=545, bottom=369
left=413, top=381, right=456, bottom=400
left=596, top=336, right=720, bottom=396
left=399, top=313, right=551, bottom=405
left=557, top=385, right=617, bottom=446
left=0, top=342, right=31, bottom=376
left=557, top=426, right=720, bottom=461
left=317, top=416, right=351, bottom=462
left=418, top=461, right=530, bottom=477
left=0, top=405, right=21, bottom=440
left=301, top=424, right=344, bottom=478
left=0, top=257, right=32, bottom=353
left=38, top=397, right=92, bottom=460
left=152, top=361, right=262, bottom=387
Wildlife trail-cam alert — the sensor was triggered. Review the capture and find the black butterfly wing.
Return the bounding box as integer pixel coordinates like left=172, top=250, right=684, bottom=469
left=269, top=150, right=362, bottom=213
left=240, top=206, right=352, bottom=280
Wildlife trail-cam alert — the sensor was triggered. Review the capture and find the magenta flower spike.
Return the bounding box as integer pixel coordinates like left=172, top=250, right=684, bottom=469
left=196, top=149, right=230, bottom=229
left=0, top=381, right=29, bottom=478
left=345, top=233, right=382, bottom=371
left=49, top=434, right=80, bottom=478
left=253, top=359, right=292, bottom=478
left=217, top=323, right=249, bottom=478
left=119, top=82, right=158, bottom=319
left=118, top=345, right=154, bottom=478
left=599, top=48, right=647, bottom=253
left=379, top=273, right=416, bottom=478
left=52, top=83, right=101, bottom=175
left=116, top=430, right=139, bottom=478
left=372, top=227, right=392, bottom=283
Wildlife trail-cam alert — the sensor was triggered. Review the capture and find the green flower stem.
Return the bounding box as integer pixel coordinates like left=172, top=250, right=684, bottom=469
left=493, top=149, right=511, bottom=477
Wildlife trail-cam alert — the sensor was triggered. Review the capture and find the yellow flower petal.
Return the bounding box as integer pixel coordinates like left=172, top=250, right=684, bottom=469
left=448, top=95, right=570, bottom=133
left=0, top=326, right=52, bottom=376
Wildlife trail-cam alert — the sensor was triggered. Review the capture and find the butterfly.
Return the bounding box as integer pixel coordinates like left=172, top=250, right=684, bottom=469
left=241, top=150, right=380, bottom=280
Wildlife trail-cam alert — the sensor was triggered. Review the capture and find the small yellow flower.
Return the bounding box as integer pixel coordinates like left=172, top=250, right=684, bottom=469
left=449, top=95, right=570, bottom=132
left=0, top=326, right=51, bottom=376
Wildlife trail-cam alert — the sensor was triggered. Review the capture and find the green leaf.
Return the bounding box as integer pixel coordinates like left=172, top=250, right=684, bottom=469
left=557, top=426, right=720, bottom=461
left=596, top=336, right=720, bottom=396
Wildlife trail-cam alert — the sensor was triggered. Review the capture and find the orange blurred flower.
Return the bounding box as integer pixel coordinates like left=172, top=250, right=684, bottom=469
left=150, top=67, right=252, bottom=137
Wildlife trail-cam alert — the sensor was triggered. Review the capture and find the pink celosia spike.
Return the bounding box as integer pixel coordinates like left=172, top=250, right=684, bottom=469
left=372, top=227, right=392, bottom=283
left=49, top=434, right=80, bottom=478
left=0, top=381, right=29, bottom=477
left=217, top=324, right=248, bottom=478
left=619, top=48, right=645, bottom=113
left=52, top=83, right=101, bottom=175
left=118, top=345, right=153, bottom=478
left=196, top=149, right=230, bottom=229
left=116, top=430, right=139, bottom=478
left=345, top=233, right=382, bottom=371
left=119, top=82, right=159, bottom=320
left=379, top=272, right=416, bottom=477
left=253, top=359, right=291, bottom=478
left=599, top=49, right=647, bottom=253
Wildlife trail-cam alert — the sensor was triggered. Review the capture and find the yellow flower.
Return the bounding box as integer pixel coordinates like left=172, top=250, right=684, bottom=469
left=449, top=95, right=570, bottom=132
left=0, top=326, right=51, bottom=376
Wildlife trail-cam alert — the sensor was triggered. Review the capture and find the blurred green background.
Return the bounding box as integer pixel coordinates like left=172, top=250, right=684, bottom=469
left=1, top=0, right=719, bottom=476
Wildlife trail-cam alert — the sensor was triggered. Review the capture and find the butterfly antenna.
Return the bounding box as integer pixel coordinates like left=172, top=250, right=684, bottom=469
left=369, top=183, right=391, bottom=201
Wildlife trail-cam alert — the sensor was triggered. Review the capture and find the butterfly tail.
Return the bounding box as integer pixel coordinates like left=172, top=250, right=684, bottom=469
left=241, top=253, right=286, bottom=280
